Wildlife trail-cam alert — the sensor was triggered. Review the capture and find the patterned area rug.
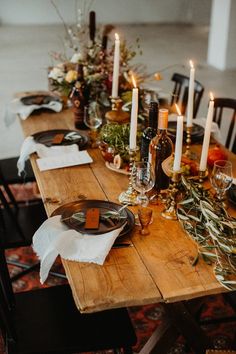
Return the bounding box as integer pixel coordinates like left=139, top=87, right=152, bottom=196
left=1, top=183, right=236, bottom=353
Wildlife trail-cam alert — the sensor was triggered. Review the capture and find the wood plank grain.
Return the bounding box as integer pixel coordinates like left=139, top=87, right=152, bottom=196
left=20, top=109, right=162, bottom=313
left=91, top=142, right=236, bottom=303
left=19, top=108, right=236, bottom=311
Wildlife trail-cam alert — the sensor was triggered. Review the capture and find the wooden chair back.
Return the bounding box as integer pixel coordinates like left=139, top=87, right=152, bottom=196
left=212, top=97, right=236, bottom=152
left=170, top=72, right=204, bottom=118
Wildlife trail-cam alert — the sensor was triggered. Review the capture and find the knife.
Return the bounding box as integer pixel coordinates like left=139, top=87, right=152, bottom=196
left=112, top=243, right=133, bottom=249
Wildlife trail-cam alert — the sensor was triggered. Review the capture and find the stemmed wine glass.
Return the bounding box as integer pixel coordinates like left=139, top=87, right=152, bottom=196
left=210, top=160, right=233, bottom=207
left=84, top=102, right=103, bottom=148
left=132, top=161, right=155, bottom=207
left=132, top=161, right=155, bottom=230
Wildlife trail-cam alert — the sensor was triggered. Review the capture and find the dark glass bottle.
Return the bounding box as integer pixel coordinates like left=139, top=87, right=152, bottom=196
left=70, top=64, right=88, bottom=130
left=89, top=11, right=96, bottom=43
left=149, top=109, right=173, bottom=192
left=140, top=101, right=159, bottom=161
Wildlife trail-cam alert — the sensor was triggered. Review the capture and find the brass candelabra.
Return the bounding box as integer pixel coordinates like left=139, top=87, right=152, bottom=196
left=105, top=96, right=130, bottom=124
left=184, top=126, right=192, bottom=158
left=161, top=171, right=182, bottom=220
left=118, top=147, right=139, bottom=205
left=198, top=169, right=208, bottom=187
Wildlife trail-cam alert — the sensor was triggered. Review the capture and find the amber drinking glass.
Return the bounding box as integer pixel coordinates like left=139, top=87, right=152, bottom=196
left=138, top=207, right=153, bottom=235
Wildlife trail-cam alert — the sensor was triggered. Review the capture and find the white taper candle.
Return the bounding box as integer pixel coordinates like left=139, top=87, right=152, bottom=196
left=186, top=60, right=195, bottom=128
left=199, top=93, right=214, bottom=171
left=173, top=105, right=184, bottom=172
left=129, top=76, right=138, bottom=150
left=111, top=33, right=120, bottom=98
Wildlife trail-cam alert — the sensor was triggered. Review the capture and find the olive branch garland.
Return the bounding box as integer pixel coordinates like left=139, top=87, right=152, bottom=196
left=177, top=176, right=236, bottom=290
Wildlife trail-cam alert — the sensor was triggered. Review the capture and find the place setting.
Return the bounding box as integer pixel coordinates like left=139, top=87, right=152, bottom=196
left=32, top=199, right=135, bottom=283
left=17, top=129, right=91, bottom=174
left=8, top=90, right=64, bottom=120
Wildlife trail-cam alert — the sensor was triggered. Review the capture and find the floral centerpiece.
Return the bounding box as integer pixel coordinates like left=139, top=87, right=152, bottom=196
left=48, top=1, right=146, bottom=115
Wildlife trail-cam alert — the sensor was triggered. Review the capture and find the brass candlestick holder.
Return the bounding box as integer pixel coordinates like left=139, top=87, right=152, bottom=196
left=161, top=170, right=182, bottom=220
left=198, top=169, right=207, bottom=187
left=184, top=126, right=192, bottom=158
left=118, top=147, right=139, bottom=205
left=105, top=97, right=130, bottom=124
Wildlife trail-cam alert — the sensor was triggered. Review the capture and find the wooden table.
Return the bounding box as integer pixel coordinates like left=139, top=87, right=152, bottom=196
left=20, top=108, right=236, bottom=353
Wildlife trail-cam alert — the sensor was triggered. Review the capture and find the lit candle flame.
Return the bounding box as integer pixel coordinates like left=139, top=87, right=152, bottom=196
left=210, top=92, right=214, bottom=101
left=115, top=33, right=119, bottom=41
left=175, top=103, right=182, bottom=116
left=132, top=75, right=137, bottom=88
left=189, top=60, right=194, bottom=69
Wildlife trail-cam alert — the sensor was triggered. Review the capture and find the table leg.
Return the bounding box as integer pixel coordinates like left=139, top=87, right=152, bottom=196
left=165, top=301, right=213, bottom=354
left=137, top=299, right=213, bottom=354
left=138, top=317, right=179, bottom=354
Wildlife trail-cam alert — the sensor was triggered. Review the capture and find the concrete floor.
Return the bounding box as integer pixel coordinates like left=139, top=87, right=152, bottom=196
left=0, top=23, right=236, bottom=158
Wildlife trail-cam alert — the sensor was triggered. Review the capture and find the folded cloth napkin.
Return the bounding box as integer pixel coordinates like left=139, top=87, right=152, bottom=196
left=17, top=136, right=78, bottom=176
left=32, top=215, right=126, bottom=283
left=10, top=98, right=63, bottom=120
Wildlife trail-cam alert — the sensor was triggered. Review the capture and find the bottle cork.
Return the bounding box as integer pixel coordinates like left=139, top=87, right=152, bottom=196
left=158, top=109, right=168, bottom=130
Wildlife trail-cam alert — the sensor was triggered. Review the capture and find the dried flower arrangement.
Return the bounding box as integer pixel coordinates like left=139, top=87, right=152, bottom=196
left=48, top=0, right=145, bottom=113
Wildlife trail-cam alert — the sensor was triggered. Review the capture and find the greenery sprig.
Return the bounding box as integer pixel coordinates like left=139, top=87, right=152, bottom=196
left=177, top=176, right=236, bottom=290
left=61, top=210, right=126, bottom=225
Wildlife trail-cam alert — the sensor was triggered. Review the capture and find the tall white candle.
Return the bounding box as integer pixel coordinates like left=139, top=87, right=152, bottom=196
left=129, top=76, right=138, bottom=150
left=111, top=33, right=120, bottom=98
left=199, top=93, right=214, bottom=171
left=186, top=60, right=195, bottom=127
left=173, top=104, right=184, bottom=172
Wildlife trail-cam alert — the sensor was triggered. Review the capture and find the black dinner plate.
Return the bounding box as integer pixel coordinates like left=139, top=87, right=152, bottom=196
left=32, top=129, right=88, bottom=149
left=21, top=94, right=61, bottom=106
left=228, top=184, right=236, bottom=207
left=168, top=122, right=204, bottom=144
left=51, top=200, right=135, bottom=237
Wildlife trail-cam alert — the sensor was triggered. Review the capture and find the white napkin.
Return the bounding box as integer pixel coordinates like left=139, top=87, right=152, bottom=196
left=36, top=150, right=93, bottom=171
left=32, top=215, right=126, bottom=283
left=17, top=136, right=78, bottom=175
left=10, top=98, right=63, bottom=120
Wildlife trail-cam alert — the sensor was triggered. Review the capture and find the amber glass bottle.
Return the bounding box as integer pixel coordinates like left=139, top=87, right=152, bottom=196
left=70, top=64, right=88, bottom=129
left=149, top=109, right=173, bottom=192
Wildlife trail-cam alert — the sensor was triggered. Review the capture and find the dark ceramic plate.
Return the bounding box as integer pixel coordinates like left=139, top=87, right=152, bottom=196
left=32, top=129, right=88, bottom=149
left=21, top=94, right=61, bottom=106
left=228, top=184, right=236, bottom=207
left=52, top=200, right=135, bottom=236
left=168, top=123, right=204, bottom=144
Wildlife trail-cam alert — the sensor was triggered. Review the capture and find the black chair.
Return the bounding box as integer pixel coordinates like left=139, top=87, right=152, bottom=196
left=0, top=180, right=65, bottom=282
left=0, top=158, right=35, bottom=185
left=212, top=97, right=236, bottom=152
left=0, top=157, right=38, bottom=207
left=0, top=248, right=137, bottom=354
left=170, top=72, right=205, bottom=118
left=0, top=183, right=49, bottom=282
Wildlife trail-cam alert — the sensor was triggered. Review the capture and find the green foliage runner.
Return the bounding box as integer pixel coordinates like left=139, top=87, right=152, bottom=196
left=177, top=177, right=236, bottom=290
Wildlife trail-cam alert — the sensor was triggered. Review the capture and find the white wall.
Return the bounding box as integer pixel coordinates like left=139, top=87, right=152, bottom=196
left=0, top=0, right=212, bottom=25
left=226, top=0, right=236, bottom=69
left=207, top=0, right=236, bottom=70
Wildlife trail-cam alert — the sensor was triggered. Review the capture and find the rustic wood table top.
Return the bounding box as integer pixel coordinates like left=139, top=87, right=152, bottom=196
left=20, top=108, right=236, bottom=313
